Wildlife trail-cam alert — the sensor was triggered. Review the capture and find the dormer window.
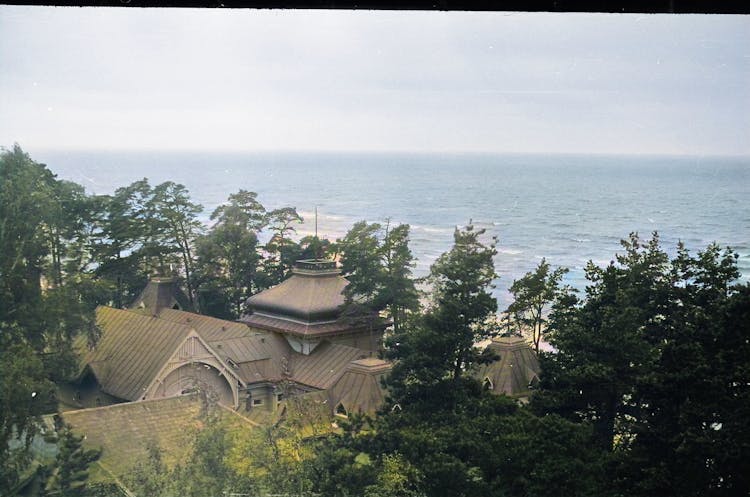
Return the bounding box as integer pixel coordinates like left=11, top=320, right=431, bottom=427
left=483, top=377, right=494, bottom=391
left=335, top=402, right=348, bottom=418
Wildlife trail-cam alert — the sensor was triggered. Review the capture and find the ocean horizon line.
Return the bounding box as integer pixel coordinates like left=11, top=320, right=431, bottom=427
left=16, top=146, right=750, bottom=162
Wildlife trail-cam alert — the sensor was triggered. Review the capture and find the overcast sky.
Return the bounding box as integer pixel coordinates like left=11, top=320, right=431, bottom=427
left=1, top=7, right=748, bottom=155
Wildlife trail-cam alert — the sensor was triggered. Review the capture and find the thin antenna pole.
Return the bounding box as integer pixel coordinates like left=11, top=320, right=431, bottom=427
left=315, top=205, right=322, bottom=260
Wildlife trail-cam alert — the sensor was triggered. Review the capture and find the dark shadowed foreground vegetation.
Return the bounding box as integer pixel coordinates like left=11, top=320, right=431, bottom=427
left=2, top=145, right=748, bottom=496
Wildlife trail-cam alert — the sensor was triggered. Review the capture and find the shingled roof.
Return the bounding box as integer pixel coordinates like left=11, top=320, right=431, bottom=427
left=475, top=336, right=540, bottom=399
left=62, top=395, right=203, bottom=479
left=245, top=260, right=348, bottom=323
left=61, top=395, right=257, bottom=481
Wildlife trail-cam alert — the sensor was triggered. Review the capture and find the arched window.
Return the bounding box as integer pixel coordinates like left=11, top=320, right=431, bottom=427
left=335, top=402, right=348, bottom=417
left=483, top=377, right=494, bottom=391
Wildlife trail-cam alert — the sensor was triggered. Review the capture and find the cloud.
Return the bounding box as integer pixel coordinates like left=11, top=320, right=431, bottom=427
left=1, top=7, right=748, bottom=155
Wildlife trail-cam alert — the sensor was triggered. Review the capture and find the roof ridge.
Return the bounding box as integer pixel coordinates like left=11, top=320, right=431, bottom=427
left=63, top=393, right=200, bottom=415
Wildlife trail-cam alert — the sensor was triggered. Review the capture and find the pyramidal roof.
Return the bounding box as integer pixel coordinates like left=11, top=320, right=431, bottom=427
left=329, top=357, right=391, bottom=416
left=475, top=336, right=540, bottom=399
left=130, top=277, right=193, bottom=313
left=245, top=260, right=348, bottom=323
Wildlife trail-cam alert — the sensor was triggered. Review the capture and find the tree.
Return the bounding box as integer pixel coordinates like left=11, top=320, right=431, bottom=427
left=0, top=144, right=56, bottom=340
left=618, top=243, right=750, bottom=497
left=340, top=221, right=384, bottom=306
left=150, top=181, right=204, bottom=305
left=46, top=424, right=101, bottom=496
left=383, top=224, right=497, bottom=418
left=380, top=222, right=419, bottom=334
left=506, top=258, right=568, bottom=353
left=339, top=221, right=419, bottom=332
left=0, top=146, right=87, bottom=491
left=423, top=224, right=498, bottom=381
left=532, top=233, right=750, bottom=497
left=533, top=233, right=670, bottom=450
left=263, top=206, right=303, bottom=285
left=90, top=179, right=154, bottom=308
left=126, top=442, right=170, bottom=497
left=194, top=190, right=265, bottom=318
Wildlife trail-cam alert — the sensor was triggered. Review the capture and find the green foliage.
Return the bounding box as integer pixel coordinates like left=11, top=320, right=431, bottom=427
left=506, top=257, right=568, bottom=353
left=194, top=191, right=305, bottom=318
left=263, top=206, right=304, bottom=285
left=46, top=424, right=102, bottom=496
left=0, top=145, right=94, bottom=491
left=149, top=181, right=204, bottom=305
left=338, top=220, right=419, bottom=333
left=1, top=144, right=55, bottom=340
left=534, top=233, right=749, bottom=496
left=387, top=225, right=497, bottom=406
left=533, top=233, right=671, bottom=449
left=195, top=192, right=263, bottom=317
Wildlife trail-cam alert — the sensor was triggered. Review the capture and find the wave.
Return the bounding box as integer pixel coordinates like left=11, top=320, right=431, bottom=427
left=497, top=248, right=523, bottom=255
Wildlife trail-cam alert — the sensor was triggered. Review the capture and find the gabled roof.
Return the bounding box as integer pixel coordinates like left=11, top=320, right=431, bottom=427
left=289, top=341, right=367, bottom=390
left=130, top=277, right=193, bottom=313
left=86, top=307, right=293, bottom=396
left=245, top=261, right=348, bottom=323
left=475, top=336, right=540, bottom=398
left=155, top=308, right=253, bottom=341
left=86, top=307, right=192, bottom=401
left=329, top=358, right=391, bottom=416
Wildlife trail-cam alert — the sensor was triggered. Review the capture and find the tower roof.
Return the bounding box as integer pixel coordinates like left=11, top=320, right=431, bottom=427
left=245, top=259, right=348, bottom=323
left=130, top=277, right=193, bottom=313
left=475, top=336, right=540, bottom=399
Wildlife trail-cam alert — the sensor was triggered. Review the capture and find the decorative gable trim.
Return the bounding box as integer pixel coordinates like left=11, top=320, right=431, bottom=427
left=143, top=330, right=246, bottom=408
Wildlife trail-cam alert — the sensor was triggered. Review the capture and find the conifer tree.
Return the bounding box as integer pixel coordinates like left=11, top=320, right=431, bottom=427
left=506, top=258, right=568, bottom=353
left=46, top=425, right=101, bottom=496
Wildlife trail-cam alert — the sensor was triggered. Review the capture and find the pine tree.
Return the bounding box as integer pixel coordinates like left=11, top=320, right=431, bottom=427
left=47, top=425, right=101, bottom=496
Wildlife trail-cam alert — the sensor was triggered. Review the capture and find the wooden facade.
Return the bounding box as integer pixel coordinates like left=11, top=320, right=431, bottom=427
left=76, top=260, right=391, bottom=417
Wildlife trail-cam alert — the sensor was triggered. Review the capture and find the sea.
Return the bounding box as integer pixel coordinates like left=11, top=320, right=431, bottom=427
left=31, top=150, right=750, bottom=310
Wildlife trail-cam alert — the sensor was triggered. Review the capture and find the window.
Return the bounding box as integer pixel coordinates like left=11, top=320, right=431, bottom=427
left=528, top=375, right=540, bottom=389
left=253, top=398, right=264, bottom=406
left=483, top=377, right=493, bottom=391
left=277, top=393, right=284, bottom=402
left=335, top=403, right=348, bottom=417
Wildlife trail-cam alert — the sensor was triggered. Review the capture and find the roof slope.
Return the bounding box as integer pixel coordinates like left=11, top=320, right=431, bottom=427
left=86, top=307, right=191, bottom=401
left=329, top=358, right=391, bottom=416
left=246, top=266, right=348, bottom=322
left=475, top=336, right=540, bottom=398
left=289, top=341, right=367, bottom=390
left=130, top=277, right=193, bottom=313
left=241, top=312, right=360, bottom=338
left=62, top=395, right=257, bottom=480
left=62, top=395, right=202, bottom=478
left=155, top=308, right=254, bottom=341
